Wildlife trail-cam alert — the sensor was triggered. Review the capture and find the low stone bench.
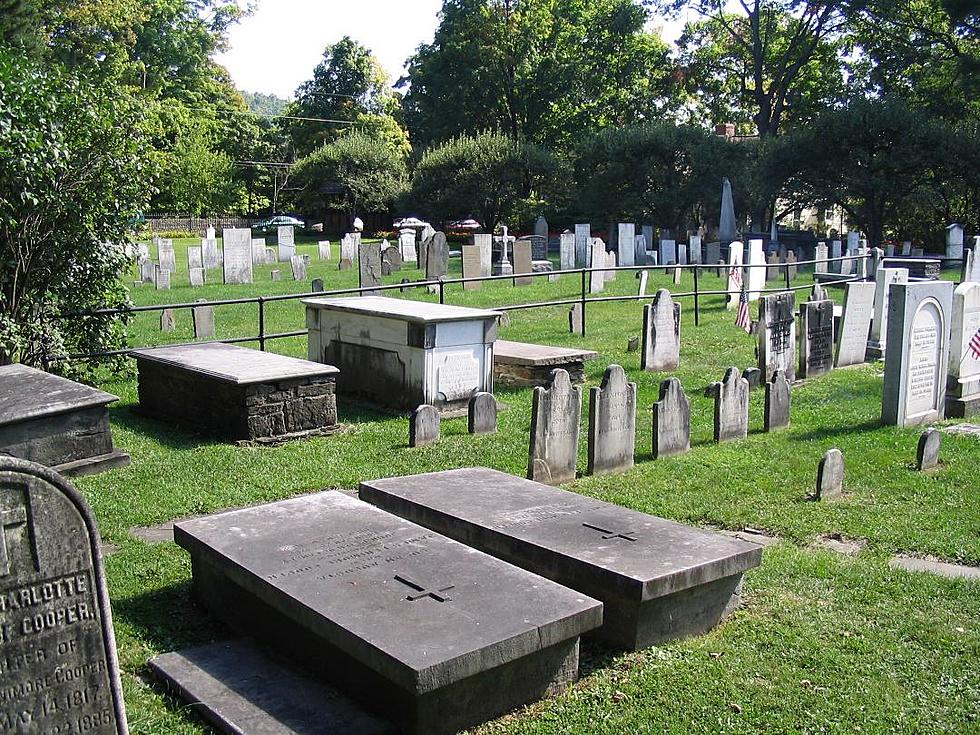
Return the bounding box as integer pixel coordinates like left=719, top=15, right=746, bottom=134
left=493, top=340, right=598, bottom=387
left=360, top=467, right=763, bottom=650
left=169, top=492, right=601, bottom=735
left=0, top=364, right=130, bottom=476
left=133, top=343, right=339, bottom=442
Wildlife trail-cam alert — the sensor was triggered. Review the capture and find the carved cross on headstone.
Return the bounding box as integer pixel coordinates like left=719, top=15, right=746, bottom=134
left=0, top=507, right=27, bottom=577
left=582, top=522, right=637, bottom=542
left=394, top=574, right=455, bottom=602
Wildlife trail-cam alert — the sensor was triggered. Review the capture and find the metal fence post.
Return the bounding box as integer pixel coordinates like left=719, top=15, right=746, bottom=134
left=258, top=297, right=266, bottom=351
left=784, top=257, right=791, bottom=291
left=693, top=265, right=700, bottom=327
left=439, top=278, right=445, bottom=305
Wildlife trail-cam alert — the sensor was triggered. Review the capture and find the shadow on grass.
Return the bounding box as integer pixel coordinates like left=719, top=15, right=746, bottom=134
left=114, top=580, right=228, bottom=655
left=110, top=405, right=216, bottom=451
left=791, top=418, right=884, bottom=443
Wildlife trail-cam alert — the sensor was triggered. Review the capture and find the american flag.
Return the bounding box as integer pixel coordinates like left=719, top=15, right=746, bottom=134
left=735, top=282, right=751, bottom=333
left=970, top=327, right=980, bottom=360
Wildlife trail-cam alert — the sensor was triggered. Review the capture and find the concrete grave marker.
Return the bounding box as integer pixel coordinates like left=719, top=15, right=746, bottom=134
left=277, top=226, right=295, bottom=262
left=589, top=240, right=606, bottom=293
left=0, top=457, right=129, bottom=733
left=659, top=239, right=676, bottom=265
left=139, top=258, right=156, bottom=284
left=560, top=233, right=575, bottom=271
left=641, top=289, right=681, bottom=372
left=189, top=267, right=205, bottom=287
left=158, top=238, right=176, bottom=273
left=637, top=270, right=648, bottom=297
left=221, top=228, right=253, bottom=285
left=815, top=243, right=828, bottom=273
left=271, top=269, right=281, bottom=281
left=426, top=232, right=449, bottom=281
left=569, top=303, right=583, bottom=334
left=202, top=237, right=220, bottom=270
left=192, top=301, right=215, bottom=339
left=758, top=292, right=796, bottom=382
left=764, top=370, right=791, bottom=431
left=799, top=295, right=835, bottom=379
left=867, top=267, right=909, bottom=359
left=513, top=240, right=533, bottom=286
left=206, top=225, right=216, bottom=239
left=409, top=405, right=440, bottom=447
left=250, top=238, right=266, bottom=266
left=604, top=250, right=617, bottom=282
left=358, top=241, right=383, bottom=296
left=312, top=278, right=324, bottom=292
left=617, top=223, right=635, bottom=267
left=318, top=240, right=332, bottom=261
left=528, top=369, right=581, bottom=484
left=710, top=367, right=749, bottom=442
left=816, top=448, right=844, bottom=500
left=155, top=267, right=170, bottom=290
left=882, top=281, right=954, bottom=426
left=706, top=241, right=721, bottom=268
left=835, top=281, right=875, bottom=367
left=786, top=250, right=797, bottom=280
left=381, top=246, right=403, bottom=276
left=473, top=234, right=492, bottom=277
left=160, top=309, right=175, bottom=332
left=574, top=224, right=590, bottom=267
left=340, top=234, right=357, bottom=264
left=188, top=246, right=203, bottom=270
left=689, top=234, right=702, bottom=265
left=587, top=365, right=637, bottom=476
left=946, top=223, right=964, bottom=261
left=652, top=377, right=690, bottom=459
left=461, top=245, right=482, bottom=290
left=467, top=392, right=497, bottom=435
left=290, top=254, right=307, bottom=281
left=916, top=429, right=941, bottom=471
left=946, top=281, right=980, bottom=418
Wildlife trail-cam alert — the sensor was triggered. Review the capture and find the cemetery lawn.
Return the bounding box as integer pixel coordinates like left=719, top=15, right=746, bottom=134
left=77, top=236, right=978, bottom=734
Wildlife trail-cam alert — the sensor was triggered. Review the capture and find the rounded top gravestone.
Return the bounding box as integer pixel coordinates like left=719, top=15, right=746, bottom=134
left=0, top=457, right=128, bottom=734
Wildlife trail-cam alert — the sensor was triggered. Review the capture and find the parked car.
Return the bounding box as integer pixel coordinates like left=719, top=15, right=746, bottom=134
left=253, top=215, right=305, bottom=233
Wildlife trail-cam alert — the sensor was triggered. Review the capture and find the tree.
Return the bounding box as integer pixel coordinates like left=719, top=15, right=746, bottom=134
left=402, top=0, right=679, bottom=152
left=769, top=97, right=954, bottom=248
left=575, top=123, right=743, bottom=233
left=286, top=37, right=407, bottom=159
left=661, top=0, right=849, bottom=138
left=292, top=131, right=408, bottom=221
left=0, top=48, right=152, bottom=367
left=406, top=132, right=566, bottom=231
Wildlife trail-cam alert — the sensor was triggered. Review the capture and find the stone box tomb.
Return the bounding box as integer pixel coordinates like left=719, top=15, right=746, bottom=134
left=359, top=468, right=763, bottom=651
left=171, top=491, right=601, bottom=735
left=304, top=297, right=500, bottom=415
left=493, top=340, right=598, bottom=387
left=132, top=343, right=339, bottom=441
left=0, top=364, right=130, bottom=476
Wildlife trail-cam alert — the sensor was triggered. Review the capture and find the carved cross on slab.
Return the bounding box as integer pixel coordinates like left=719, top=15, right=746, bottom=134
left=0, top=507, right=27, bottom=577
left=582, top=522, right=638, bottom=542
left=394, top=574, right=455, bottom=602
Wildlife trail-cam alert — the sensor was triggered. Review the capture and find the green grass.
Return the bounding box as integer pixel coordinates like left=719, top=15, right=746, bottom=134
left=73, top=235, right=980, bottom=733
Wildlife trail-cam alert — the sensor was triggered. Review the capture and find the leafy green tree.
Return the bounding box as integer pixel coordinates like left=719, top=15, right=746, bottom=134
left=292, top=131, right=409, bottom=222
left=0, top=48, right=152, bottom=367
left=769, top=97, right=954, bottom=248
left=406, top=132, right=566, bottom=231
left=575, top=123, right=742, bottom=233
left=286, top=37, right=408, bottom=159
left=402, top=0, right=679, bottom=152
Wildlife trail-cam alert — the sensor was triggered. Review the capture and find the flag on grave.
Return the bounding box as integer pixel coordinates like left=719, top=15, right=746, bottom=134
left=970, top=327, right=980, bottom=360
left=735, top=283, right=751, bottom=334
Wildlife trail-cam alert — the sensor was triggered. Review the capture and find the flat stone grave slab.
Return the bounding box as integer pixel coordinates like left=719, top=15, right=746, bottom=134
left=493, top=340, right=598, bottom=387
left=150, top=639, right=396, bottom=735
left=0, top=364, right=130, bottom=476
left=132, top=343, right=340, bottom=442
left=360, top=467, right=763, bottom=650
left=174, top=492, right=601, bottom=735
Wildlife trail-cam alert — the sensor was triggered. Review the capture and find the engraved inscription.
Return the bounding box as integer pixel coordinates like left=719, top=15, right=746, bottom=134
left=769, top=319, right=793, bottom=352
left=905, top=304, right=942, bottom=417
left=582, top=523, right=638, bottom=542
left=495, top=502, right=584, bottom=530
left=437, top=351, right=481, bottom=401
left=269, top=530, right=436, bottom=583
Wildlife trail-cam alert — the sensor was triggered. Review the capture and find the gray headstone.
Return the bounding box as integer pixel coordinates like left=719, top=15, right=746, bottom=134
left=340, top=233, right=358, bottom=265
left=192, top=301, right=215, bottom=339
left=652, top=377, right=690, bottom=459
left=155, top=267, right=170, bottom=290
left=799, top=297, right=834, bottom=379
left=382, top=246, right=403, bottom=276
left=711, top=367, right=749, bottom=442
left=473, top=234, right=492, bottom=277
left=312, top=278, right=324, bottom=292
left=660, top=239, right=677, bottom=266
left=589, top=240, right=606, bottom=293
left=641, top=289, right=681, bottom=372
left=835, top=282, right=876, bottom=367
left=358, top=241, right=383, bottom=296
left=587, top=365, right=636, bottom=476
left=161, top=309, right=175, bottom=332
left=270, top=269, right=281, bottom=281
left=222, top=228, right=253, bottom=284
left=637, top=270, right=649, bottom=297
left=290, top=254, right=308, bottom=281
left=766, top=252, right=780, bottom=282
left=604, top=250, right=617, bottom=282
left=203, top=238, right=220, bottom=269
left=882, top=281, right=954, bottom=426
left=764, top=370, right=791, bottom=431
left=743, top=367, right=763, bottom=391
left=568, top=303, right=583, bottom=334
left=786, top=250, right=797, bottom=280
left=188, top=246, right=203, bottom=270
left=916, top=428, right=941, bottom=471
left=158, top=238, right=176, bottom=273
left=264, top=247, right=277, bottom=265
left=461, top=245, right=482, bottom=290
left=425, top=232, right=449, bottom=281
left=251, top=238, right=266, bottom=266
left=277, top=226, right=296, bottom=262
left=706, top=242, right=721, bottom=266
left=810, top=283, right=829, bottom=302
left=689, top=234, right=702, bottom=265
left=0, top=458, right=129, bottom=733
left=868, top=267, right=908, bottom=357
left=677, top=243, right=688, bottom=266
left=534, top=215, right=549, bottom=240
left=816, top=448, right=844, bottom=500
left=962, top=239, right=980, bottom=283
left=627, top=336, right=639, bottom=352
left=189, top=267, right=205, bottom=287
left=672, top=266, right=682, bottom=285
left=559, top=233, right=575, bottom=271
left=946, top=223, right=964, bottom=260
left=634, top=234, right=648, bottom=267
left=513, top=240, right=533, bottom=286
left=318, top=240, right=332, bottom=261
left=617, top=223, right=635, bottom=267
left=574, top=224, right=590, bottom=267
left=528, top=369, right=581, bottom=484
left=140, top=258, right=156, bottom=284
left=815, top=243, right=828, bottom=274
left=947, top=282, right=980, bottom=417
left=467, top=392, right=497, bottom=435
left=409, top=404, right=440, bottom=448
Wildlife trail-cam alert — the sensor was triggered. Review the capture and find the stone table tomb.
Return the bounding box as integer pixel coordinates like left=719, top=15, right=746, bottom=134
left=493, top=340, right=598, bottom=387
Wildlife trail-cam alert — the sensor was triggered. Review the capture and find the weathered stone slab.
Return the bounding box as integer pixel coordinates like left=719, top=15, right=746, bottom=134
left=946, top=281, right=980, bottom=418
left=799, top=297, right=834, bottom=379
left=528, top=369, right=581, bottom=484
left=188, top=246, right=203, bottom=270
left=409, top=404, right=439, bottom=447
left=359, top=468, right=763, bottom=650
left=568, top=303, right=583, bottom=335
left=816, top=448, right=844, bottom=500
left=659, top=239, right=676, bottom=266
left=710, top=367, right=749, bottom=442
left=641, top=289, right=681, bottom=372
left=189, top=267, right=205, bottom=287
left=174, top=492, right=601, bottom=735
left=318, top=240, right=332, bottom=261
left=617, top=223, right=635, bottom=267
left=0, top=457, right=129, bottom=732
left=745, top=239, right=765, bottom=301
left=881, top=281, right=954, bottom=427
left=192, top=301, right=215, bottom=339
left=916, top=428, right=941, bottom=471
left=425, top=232, right=449, bottom=281
left=493, top=340, right=597, bottom=387
left=763, top=370, right=791, bottom=431
left=277, top=226, right=296, bottom=262
left=962, top=240, right=980, bottom=284
left=358, top=241, right=383, bottom=296
left=513, top=239, right=533, bottom=286
left=158, top=238, right=176, bottom=272
left=472, top=233, right=491, bottom=277
left=0, top=365, right=129, bottom=476
left=150, top=638, right=396, bottom=735
left=461, top=245, right=482, bottom=290
left=155, top=267, right=170, bottom=290
left=467, top=392, right=497, bottom=435
left=290, top=254, right=308, bottom=281
left=222, top=228, right=253, bottom=285
left=560, top=233, right=575, bottom=271
left=835, top=281, right=875, bottom=367
left=758, top=292, right=796, bottom=382
left=133, top=344, right=339, bottom=441
left=574, top=224, right=590, bottom=267
left=589, top=240, right=605, bottom=293
left=652, top=377, right=690, bottom=459
left=587, top=365, right=636, bottom=476
left=867, top=267, right=908, bottom=359
left=160, top=308, right=175, bottom=332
